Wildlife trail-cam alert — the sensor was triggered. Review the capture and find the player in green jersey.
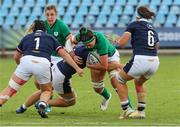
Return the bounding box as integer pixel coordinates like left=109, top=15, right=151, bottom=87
left=73, top=27, right=133, bottom=111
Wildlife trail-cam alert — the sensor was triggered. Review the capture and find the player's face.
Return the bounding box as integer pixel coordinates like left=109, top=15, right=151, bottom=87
left=45, top=9, right=57, bottom=26
left=85, top=39, right=96, bottom=48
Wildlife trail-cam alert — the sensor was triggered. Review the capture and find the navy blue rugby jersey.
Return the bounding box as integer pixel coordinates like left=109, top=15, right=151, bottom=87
left=17, top=30, right=62, bottom=61
left=57, top=45, right=89, bottom=78
left=125, top=19, right=159, bottom=56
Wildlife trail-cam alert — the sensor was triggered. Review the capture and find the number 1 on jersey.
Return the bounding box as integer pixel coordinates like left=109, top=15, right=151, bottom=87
left=35, top=38, right=40, bottom=50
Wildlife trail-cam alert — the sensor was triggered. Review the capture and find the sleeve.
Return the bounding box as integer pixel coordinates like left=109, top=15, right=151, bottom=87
left=59, top=20, right=71, bottom=39
left=125, top=22, right=135, bottom=33
left=16, top=37, right=24, bottom=53
left=97, top=33, right=109, bottom=56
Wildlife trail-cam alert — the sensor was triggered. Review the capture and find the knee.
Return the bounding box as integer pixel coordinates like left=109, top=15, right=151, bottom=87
left=92, top=81, right=104, bottom=93
left=64, top=97, right=76, bottom=106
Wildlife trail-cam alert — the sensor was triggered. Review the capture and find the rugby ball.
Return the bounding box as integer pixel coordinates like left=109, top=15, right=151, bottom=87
left=87, top=52, right=100, bottom=65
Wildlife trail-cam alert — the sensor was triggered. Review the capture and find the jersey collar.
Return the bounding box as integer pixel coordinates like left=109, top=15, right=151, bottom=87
left=139, top=18, right=151, bottom=23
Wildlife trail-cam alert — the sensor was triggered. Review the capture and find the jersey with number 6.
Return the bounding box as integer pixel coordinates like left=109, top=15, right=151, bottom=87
left=17, top=30, right=62, bottom=61
left=125, top=20, right=159, bottom=56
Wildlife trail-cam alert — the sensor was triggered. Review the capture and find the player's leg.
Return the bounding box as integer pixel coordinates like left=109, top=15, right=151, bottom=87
left=0, top=73, right=27, bottom=106
left=90, top=69, right=112, bottom=110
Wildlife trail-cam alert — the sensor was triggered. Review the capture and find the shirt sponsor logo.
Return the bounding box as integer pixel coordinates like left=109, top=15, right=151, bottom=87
left=54, top=32, right=58, bottom=36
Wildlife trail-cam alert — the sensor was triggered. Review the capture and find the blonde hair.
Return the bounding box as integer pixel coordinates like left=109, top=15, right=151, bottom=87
left=25, top=22, right=35, bottom=35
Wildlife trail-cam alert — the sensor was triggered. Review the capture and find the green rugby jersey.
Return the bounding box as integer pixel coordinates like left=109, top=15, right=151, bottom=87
left=76, top=31, right=116, bottom=57
left=44, top=19, right=71, bottom=56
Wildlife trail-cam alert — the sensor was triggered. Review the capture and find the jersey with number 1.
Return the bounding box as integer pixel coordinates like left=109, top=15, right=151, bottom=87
left=125, top=20, right=159, bottom=56
left=17, top=30, right=62, bottom=62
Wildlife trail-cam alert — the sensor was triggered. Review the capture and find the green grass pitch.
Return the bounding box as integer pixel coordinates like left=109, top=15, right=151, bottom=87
left=0, top=55, right=180, bottom=126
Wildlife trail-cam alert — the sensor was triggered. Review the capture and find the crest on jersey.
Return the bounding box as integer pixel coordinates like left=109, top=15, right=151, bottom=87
left=147, top=24, right=153, bottom=29
left=54, top=32, right=58, bottom=36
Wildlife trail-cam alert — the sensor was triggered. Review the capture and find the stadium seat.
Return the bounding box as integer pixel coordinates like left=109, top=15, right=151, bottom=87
left=177, top=17, right=180, bottom=27
left=158, top=5, right=169, bottom=15
left=93, top=0, right=103, bottom=7
left=120, top=15, right=130, bottom=25
left=150, top=0, right=161, bottom=6
left=165, top=14, right=177, bottom=27
left=123, top=5, right=134, bottom=15
left=95, top=14, right=107, bottom=27
left=81, top=0, right=92, bottom=6
left=14, top=0, right=24, bottom=8
left=154, top=13, right=166, bottom=25
left=47, top=0, right=58, bottom=5
left=115, top=0, right=126, bottom=6
left=127, top=0, right=138, bottom=5
left=111, top=5, right=122, bottom=15
left=1, top=0, right=13, bottom=8
left=57, top=6, right=65, bottom=16
left=71, top=14, right=84, bottom=28
left=36, top=0, right=46, bottom=7
left=0, top=6, right=9, bottom=17
left=9, top=6, right=20, bottom=17
left=16, top=15, right=27, bottom=26
left=84, top=15, right=96, bottom=26
left=100, top=5, right=111, bottom=16
left=77, top=5, right=88, bottom=16
left=4, top=16, right=15, bottom=26
left=66, top=4, right=77, bottom=16
left=24, top=0, right=35, bottom=7
left=149, top=5, right=158, bottom=13
left=0, top=17, right=3, bottom=26
left=104, top=0, right=115, bottom=6
left=173, top=0, right=180, bottom=5
left=20, top=6, right=31, bottom=17
left=161, top=0, right=173, bottom=6
left=106, top=14, right=119, bottom=28
left=89, top=5, right=100, bottom=16
left=138, top=0, right=149, bottom=5
left=169, top=6, right=180, bottom=15
left=59, top=0, right=69, bottom=7
left=70, top=0, right=81, bottom=7
left=31, top=6, right=43, bottom=16
left=63, top=14, right=73, bottom=25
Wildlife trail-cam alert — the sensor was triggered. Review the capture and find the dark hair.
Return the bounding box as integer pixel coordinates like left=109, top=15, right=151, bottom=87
left=45, top=5, right=57, bottom=14
left=137, top=6, right=155, bottom=19
left=33, top=20, right=46, bottom=32
left=79, top=27, right=94, bottom=43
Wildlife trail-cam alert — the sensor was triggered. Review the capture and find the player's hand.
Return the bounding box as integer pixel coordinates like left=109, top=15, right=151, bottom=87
left=73, top=55, right=83, bottom=65
left=76, top=68, right=84, bottom=77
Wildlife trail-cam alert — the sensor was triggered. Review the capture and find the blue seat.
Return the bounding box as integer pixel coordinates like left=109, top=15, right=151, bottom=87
left=111, top=5, right=122, bottom=15
left=161, top=0, right=173, bottom=6
left=120, top=15, right=130, bottom=25
left=77, top=5, right=88, bottom=16
left=31, top=6, right=43, bottom=16
left=1, top=0, right=13, bottom=8
left=158, top=5, right=169, bottom=15
left=155, top=13, right=166, bottom=25
left=150, top=0, right=161, bottom=5
left=24, top=0, right=35, bottom=7
left=63, top=14, right=73, bottom=25
left=123, top=5, right=134, bottom=15
left=84, top=15, right=96, bottom=26
left=173, top=0, right=180, bottom=5
left=104, top=0, right=115, bottom=6
left=176, top=17, right=180, bottom=27
left=71, top=14, right=84, bottom=28
left=96, top=14, right=107, bottom=25
left=93, top=0, right=103, bottom=6
left=47, top=0, right=58, bottom=5
left=70, top=0, right=80, bottom=6
left=127, top=0, right=138, bottom=5
left=107, top=14, right=118, bottom=27
left=89, top=5, right=100, bottom=16
left=59, top=0, right=69, bottom=7
left=36, top=0, right=46, bottom=7
left=57, top=7, right=65, bottom=16
left=149, top=5, right=158, bottom=13
left=0, top=17, right=4, bottom=26
left=4, top=16, right=15, bottom=26
left=166, top=14, right=177, bottom=25
left=16, top=15, right=27, bottom=26
left=116, top=0, right=126, bottom=6
left=9, top=6, right=20, bottom=16
left=100, top=6, right=111, bottom=16
left=20, top=7, right=31, bottom=16
left=14, top=0, right=24, bottom=8
left=138, top=0, right=149, bottom=5
left=169, top=6, right=180, bottom=14
left=0, top=7, right=9, bottom=17
left=81, top=0, right=92, bottom=6
left=66, top=5, right=77, bottom=16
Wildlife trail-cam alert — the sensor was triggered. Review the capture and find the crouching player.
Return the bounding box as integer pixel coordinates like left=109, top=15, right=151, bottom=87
left=0, top=20, right=83, bottom=118
left=16, top=45, right=89, bottom=113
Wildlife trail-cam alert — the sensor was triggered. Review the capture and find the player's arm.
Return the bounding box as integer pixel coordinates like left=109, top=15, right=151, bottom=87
left=108, top=62, right=124, bottom=71
left=14, top=51, right=23, bottom=65
left=116, top=32, right=131, bottom=48
left=87, top=55, right=108, bottom=71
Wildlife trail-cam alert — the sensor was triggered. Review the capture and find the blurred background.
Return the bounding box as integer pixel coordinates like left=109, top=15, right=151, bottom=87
left=0, top=0, right=180, bottom=54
